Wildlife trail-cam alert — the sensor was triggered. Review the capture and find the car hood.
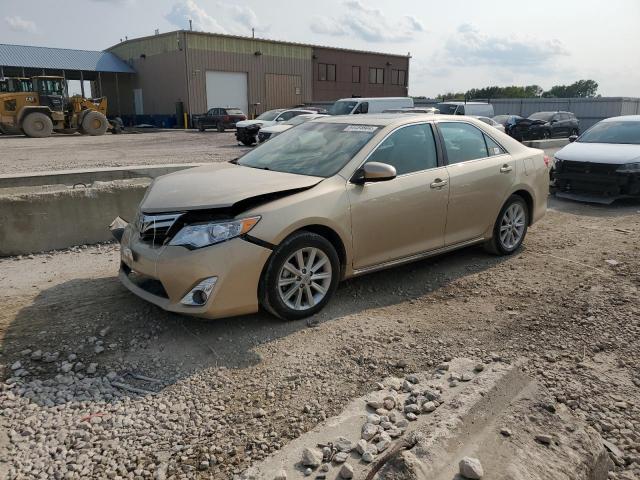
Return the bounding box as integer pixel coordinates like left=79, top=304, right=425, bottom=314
left=555, top=142, right=640, bottom=165
left=236, top=119, right=275, bottom=128
left=140, top=163, right=323, bottom=213
left=260, top=124, right=293, bottom=134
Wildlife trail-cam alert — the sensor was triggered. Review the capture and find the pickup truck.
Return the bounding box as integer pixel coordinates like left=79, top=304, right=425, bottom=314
left=194, top=107, right=247, bottom=132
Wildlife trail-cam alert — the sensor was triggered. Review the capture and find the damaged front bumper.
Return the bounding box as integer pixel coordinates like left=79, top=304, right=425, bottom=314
left=111, top=219, right=272, bottom=319
left=554, top=160, right=640, bottom=202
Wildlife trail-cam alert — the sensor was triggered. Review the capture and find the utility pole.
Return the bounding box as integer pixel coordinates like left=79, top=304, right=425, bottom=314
left=252, top=28, right=255, bottom=38
left=189, top=19, right=193, bottom=31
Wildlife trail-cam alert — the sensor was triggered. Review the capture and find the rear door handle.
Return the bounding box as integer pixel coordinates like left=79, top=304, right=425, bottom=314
left=500, top=165, right=513, bottom=173
left=430, top=179, right=448, bottom=189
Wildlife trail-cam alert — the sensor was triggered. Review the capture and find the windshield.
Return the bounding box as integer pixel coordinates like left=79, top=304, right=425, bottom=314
left=256, top=110, right=282, bottom=121
left=529, top=112, right=553, bottom=121
left=436, top=103, right=459, bottom=115
left=226, top=109, right=244, bottom=115
left=328, top=100, right=357, bottom=115
left=237, top=122, right=378, bottom=177
left=578, top=121, right=640, bottom=145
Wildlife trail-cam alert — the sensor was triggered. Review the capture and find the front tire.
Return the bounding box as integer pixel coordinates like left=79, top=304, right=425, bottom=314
left=22, top=112, right=53, bottom=138
left=260, top=232, right=340, bottom=320
left=485, top=195, right=529, bottom=255
left=81, top=111, right=108, bottom=136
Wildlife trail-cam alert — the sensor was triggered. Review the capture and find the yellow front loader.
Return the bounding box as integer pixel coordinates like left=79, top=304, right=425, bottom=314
left=0, top=76, right=119, bottom=138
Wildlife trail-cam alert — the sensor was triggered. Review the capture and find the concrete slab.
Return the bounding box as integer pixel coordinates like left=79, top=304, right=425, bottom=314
left=0, top=163, right=204, bottom=189
left=523, top=139, right=570, bottom=149
left=0, top=179, right=149, bottom=256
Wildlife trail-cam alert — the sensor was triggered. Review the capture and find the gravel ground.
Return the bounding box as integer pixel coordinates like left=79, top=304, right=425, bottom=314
left=1, top=197, right=639, bottom=479
left=0, top=131, right=250, bottom=175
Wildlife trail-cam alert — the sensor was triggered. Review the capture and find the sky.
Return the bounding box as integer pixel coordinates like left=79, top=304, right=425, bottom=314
left=1, top=0, right=639, bottom=98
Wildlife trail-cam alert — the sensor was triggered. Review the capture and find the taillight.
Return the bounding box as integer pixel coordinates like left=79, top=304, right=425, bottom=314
left=543, top=155, right=550, bottom=167
left=223, top=115, right=230, bottom=122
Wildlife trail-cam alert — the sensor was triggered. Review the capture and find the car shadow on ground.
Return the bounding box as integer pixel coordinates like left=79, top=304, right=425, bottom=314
left=548, top=194, right=640, bottom=218
left=1, top=243, right=507, bottom=399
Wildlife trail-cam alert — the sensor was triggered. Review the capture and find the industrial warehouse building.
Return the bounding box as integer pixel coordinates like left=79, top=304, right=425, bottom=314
left=0, top=32, right=410, bottom=128
left=104, top=30, right=410, bottom=126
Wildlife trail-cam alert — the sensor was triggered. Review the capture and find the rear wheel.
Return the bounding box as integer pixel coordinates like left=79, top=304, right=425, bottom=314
left=541, top=130, right=550, bottom=140
left=22, top=112, right=53, bottom=138
left=485, top=195, right=529, bottom=255
left=81, top=111, right=109, bottom=136
left=260, top=232, right=340, bottom=320
left=198, top=123, right=206, bottom=132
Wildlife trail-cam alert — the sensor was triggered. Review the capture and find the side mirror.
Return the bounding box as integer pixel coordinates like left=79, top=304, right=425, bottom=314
left=550, top=119, right=558, bottom=124
left=351, top=162, right=397, bottom=184
left=569, top=135, right=578, bottom=143
left=276, top=117, right=285, bottom=122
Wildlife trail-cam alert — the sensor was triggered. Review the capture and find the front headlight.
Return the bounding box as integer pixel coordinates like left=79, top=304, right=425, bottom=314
left=169, top=216, right=260, bottom=249
left=616, top=163, right=640, bottom=173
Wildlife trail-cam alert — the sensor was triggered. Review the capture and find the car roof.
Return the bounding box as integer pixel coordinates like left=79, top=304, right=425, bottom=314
left=314, top=113, right=490, bottom=127
left=437, top=101, right=490, bottom=105
left=335, top=97, right=411, bottom=102
left=601, top=115, right=640, bottom=122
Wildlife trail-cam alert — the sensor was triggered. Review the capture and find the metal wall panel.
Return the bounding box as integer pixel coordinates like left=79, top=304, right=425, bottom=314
left=265, top=74, right=302, bottom=110
left=185, top=48, right=312, bottom=115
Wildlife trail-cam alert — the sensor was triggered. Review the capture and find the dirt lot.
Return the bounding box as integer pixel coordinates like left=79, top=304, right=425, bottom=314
left=0, top=130, right=250, bottom=175
left=1, top=197, right=639, bottom=479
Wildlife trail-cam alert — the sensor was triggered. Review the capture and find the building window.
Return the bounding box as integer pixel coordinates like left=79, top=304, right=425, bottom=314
left=369, top=67, right=384, bottom=84
left=352, top=66, right=360, bottom=83
left=318, top=63, right=336, bottom=82
left=391, top=69, right=407, bottom=86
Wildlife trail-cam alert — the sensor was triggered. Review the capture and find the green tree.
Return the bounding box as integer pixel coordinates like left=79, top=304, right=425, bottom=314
left=543, top=79, right=599, bottom=98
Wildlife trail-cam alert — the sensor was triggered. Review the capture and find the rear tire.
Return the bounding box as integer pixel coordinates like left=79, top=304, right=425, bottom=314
left=260, top=232, right=340, bottom=320
left=217, top=122, right=224, bottom=132
left=22, top=112, right=53, bottom=138
left=198, top=124, right=205, bottom=132
left=484, top=195, right=529, bottom=255
left=542, top=130, right=550, bottom=140
left=81, top=111, right=109, bottom=136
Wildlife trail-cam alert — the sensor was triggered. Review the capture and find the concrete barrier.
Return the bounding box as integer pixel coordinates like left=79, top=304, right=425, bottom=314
left=0, top=163, right=205, bottom=189
left=522, top=138, right=570, bottom=149
left=0, top=179, right=149, bottom=256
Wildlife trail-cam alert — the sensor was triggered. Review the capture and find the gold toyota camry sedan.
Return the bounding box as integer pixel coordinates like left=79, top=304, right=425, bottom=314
left=114, top=114, right=549, bottom=320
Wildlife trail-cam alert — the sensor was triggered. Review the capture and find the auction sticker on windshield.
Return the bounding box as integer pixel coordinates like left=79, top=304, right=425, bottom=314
left=343, top=125, right=379, bottom=133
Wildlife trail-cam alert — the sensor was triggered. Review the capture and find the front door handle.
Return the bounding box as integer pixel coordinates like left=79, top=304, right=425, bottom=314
left=500, top=165, right=513, bottom=173
left=430, top=178, right=448, bottom=189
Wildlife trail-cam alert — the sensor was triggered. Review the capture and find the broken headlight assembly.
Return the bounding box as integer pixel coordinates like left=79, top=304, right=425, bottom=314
left=616, top=163, right=640, bottom=173
left=169, top=216, right=260, bottom=249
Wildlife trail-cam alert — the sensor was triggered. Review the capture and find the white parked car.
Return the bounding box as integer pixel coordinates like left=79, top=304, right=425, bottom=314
left=553, top=115, right=640, bottom=203
left=328, top=97, right=414, bottom=115
left=382, top=107, right=440, bottom=114
left=436, top=101, right=494, bottom=117
left=257, top=114, right=327, bottom=143
left=235, top=108, right=316, bottom=145
left=473, top=116, right=506, bottom=133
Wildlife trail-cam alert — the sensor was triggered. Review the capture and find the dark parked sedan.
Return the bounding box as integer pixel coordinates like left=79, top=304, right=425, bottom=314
left=194, top=107, right=247, bottom=132
left=510, top=111, right=580, bottom=141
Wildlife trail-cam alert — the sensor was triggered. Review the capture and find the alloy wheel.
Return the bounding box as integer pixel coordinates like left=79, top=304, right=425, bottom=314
left=277, top=247, right=332, bottom=311
left=499, top=203, right=526, bottom=250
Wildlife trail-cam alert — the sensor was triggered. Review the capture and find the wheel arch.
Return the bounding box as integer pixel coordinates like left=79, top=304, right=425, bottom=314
left=17, top=106, right=52, bottom=126
left=511, top=188, right=534, bottom=225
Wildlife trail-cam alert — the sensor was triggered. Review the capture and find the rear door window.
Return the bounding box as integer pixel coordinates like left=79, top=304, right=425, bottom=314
left=438, top=122, right=489, bottom=164
left=366, top=123, right=438, bottom=175
left=484, top=135, right=506, bottom=156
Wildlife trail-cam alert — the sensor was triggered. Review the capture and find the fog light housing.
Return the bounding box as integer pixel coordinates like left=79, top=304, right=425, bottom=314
left=180, top=277, right=218, bottom=306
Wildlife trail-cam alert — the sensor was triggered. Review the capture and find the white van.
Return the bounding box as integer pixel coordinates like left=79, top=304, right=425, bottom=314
left=435, top=101, right=494, bottom=117
left=328, top=97, right=414, bottom=115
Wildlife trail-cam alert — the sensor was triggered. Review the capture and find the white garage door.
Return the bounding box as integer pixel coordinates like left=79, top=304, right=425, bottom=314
left=205, top=71, right=248, bottom=115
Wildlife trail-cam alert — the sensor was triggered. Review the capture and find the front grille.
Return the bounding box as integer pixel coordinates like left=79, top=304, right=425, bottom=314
left=557, top=160, right=618, bottom=176
left=258, top=131, right=271, bottom=142
left=122, top=264, right=169, bottom=298
left=137, top=212, right=183, bottom=245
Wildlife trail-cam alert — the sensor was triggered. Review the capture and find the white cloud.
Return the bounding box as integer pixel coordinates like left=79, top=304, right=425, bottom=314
left=4, top=16, right=38, bottom=33
left=165, top=1, right=268, bottom=36
left=166, top=0, right=225, bottom=32
left=311, top=0, right=425, bottom=43
left=444, top=23, right=569, bottom=67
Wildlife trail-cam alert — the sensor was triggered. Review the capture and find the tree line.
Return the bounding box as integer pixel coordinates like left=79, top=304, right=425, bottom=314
left=422, top=79, right=599, bottom=101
